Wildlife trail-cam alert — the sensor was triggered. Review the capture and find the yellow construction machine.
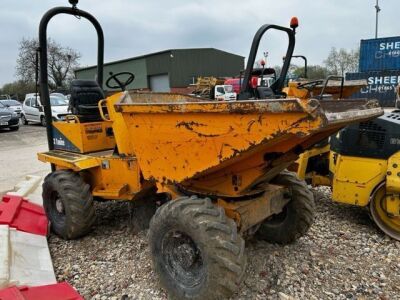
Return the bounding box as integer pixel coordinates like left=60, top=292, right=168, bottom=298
left=36, top=3, right=382, bottom=298
left=294, top=108, right=400, bottom=241
left=285, top=70, right=400, bottom=240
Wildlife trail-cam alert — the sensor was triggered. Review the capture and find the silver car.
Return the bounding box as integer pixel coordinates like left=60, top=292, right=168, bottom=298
left=0, top=99, right=23, bottom=117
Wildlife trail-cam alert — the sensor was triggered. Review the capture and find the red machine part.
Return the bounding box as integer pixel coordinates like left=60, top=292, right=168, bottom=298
left=0, top=282, right=83, bottom=300
left=224, top=76, right=260, bottom=94
left=0, top=195, right=48, bottom=236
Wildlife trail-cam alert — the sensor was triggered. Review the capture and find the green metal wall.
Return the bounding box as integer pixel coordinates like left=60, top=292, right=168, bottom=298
left=75, top=58, right=147, bottom=91
left=146, top=52, right=173, bottom=76
left=75, top=49, right=244, bottom=90
left=169, top=49, right=244, bottom=87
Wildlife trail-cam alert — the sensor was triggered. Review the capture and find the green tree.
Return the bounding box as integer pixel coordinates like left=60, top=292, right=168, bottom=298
left=0, top=80, right=36, bottom=101
left=324, top=47, right=359, bottom=76
left=292, top=65, right=330, bottom=80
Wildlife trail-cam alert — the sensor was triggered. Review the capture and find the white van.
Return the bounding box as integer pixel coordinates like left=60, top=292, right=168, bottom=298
left=21, top=94, right=69, bottom=126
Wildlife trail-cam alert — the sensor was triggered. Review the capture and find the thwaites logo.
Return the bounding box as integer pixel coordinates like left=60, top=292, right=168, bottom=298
left=53, top=137, right=65, bottom=146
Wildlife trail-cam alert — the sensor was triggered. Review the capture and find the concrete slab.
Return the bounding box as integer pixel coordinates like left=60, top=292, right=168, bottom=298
left=7, top=175, right=44, bottom=207
left=0, top=225, right=56, bottom=288
left=0, top=125, right=48, bottom=194
left=8, top=228, right=56, bottom=287
left=0, top=225, right=10, bottom=289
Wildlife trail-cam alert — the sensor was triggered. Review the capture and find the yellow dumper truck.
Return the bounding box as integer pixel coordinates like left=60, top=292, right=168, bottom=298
left=36, top=3, right=382, bottom=298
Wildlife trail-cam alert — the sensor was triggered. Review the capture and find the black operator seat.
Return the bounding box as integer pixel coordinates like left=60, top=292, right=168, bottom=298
left=69, top=79, right=105, bottom=122
left=252, top=67, right=276, bottom=99
left=256, top=86, right=275, bottom=99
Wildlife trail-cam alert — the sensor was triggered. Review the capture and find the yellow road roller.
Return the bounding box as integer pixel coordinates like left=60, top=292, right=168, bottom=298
left=295, top=111, right=400, bottom=241
left=285, top=69, right=400, bottom=241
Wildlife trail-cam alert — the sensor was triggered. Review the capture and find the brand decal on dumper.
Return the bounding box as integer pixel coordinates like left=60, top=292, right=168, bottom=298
left=52, top=126, right=80, bottom=152
left=84, top=125, right=103, bottom=134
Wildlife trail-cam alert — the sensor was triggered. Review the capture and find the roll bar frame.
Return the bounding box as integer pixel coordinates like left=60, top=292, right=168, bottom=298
left=38, top=4, right=104, bottom=155
left=238, top=24, right=296, bottom=100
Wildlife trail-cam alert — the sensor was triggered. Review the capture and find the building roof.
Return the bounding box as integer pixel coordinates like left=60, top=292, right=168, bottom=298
left=75, top=48, right=244, bottom=72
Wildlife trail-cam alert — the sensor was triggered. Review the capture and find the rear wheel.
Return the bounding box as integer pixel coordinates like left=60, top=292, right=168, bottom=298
left=42, top=170, right=96, bottom=239
left=370, top=183, right=400, bottom=241
left=40, top=116, right=46, bottom=127
left=256, top=170, right=315, bottom=244
left=21, top=114, right=28, bottom=125
left=149, top=196, right=246, bottom=299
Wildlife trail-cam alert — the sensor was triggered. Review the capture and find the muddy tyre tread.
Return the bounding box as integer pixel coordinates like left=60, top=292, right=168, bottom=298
left=42, top=170, right=95, bottom=239
left=149, top=196, right=246, bottom=299
left=256, top=170, right=315, bottom=244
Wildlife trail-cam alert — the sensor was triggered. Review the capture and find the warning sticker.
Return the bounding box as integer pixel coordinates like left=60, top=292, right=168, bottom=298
left=85, top=125, right=103, bottom=134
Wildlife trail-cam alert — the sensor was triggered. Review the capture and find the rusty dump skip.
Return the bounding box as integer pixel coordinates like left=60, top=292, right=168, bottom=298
left=114, top=91, right=382, bottom=194
left=312, top=79, right=368, bottom=99
left=317, top=98, right=381, bottom=123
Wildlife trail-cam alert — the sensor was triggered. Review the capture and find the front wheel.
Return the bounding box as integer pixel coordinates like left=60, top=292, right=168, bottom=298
left=149, top=196, right=246, bottom=299
left=21, top=114, right=28, bottom=125
left=42, top=170, right=96, bottom=239
left=256, top=170, right=315, bottom=244
left=370, top=183, right=400, bottom=241
left=40, top=116, right=46, bottom=127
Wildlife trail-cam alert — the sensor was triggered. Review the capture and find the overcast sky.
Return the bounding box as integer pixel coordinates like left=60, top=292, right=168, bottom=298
left=0, top=0, right=399, bottom=86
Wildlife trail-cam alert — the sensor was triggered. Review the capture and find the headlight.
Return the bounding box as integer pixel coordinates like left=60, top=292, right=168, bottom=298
left=12, top=112, right=18, bottom=117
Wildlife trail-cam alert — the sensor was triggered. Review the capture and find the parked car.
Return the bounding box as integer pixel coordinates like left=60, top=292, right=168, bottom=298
left=0, top=94, right=11, bottom=100
left=0, top=99, right=23, bottom=117
left=0, top=101, right=19, bottom=131
left=21, top=95, right=69, bottom=126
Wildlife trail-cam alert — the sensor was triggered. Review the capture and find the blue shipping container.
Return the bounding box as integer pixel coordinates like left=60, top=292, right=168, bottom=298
left=346, top=70, right=400, bottom=107
left=359, top=36, right=400, bottom=72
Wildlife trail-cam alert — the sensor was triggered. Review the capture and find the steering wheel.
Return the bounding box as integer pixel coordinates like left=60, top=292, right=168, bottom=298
left=296, top=80, right=324, bottom=91
left=106, top=72, right=135, bottom=91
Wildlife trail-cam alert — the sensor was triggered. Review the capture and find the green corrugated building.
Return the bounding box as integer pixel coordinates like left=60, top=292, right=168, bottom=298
left=74, top=48, right=244, bottom=92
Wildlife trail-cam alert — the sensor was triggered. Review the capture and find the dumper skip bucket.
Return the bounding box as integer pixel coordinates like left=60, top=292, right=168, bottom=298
left=115, top=92, right=382, bottom=191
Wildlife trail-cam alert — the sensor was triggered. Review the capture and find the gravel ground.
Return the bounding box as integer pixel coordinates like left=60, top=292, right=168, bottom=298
left=48, top=186, right=400, bottom=299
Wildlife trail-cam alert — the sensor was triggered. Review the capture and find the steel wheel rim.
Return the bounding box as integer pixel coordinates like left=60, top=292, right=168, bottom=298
left=370, top=185, right=400, bottom=241
left=49, top=191, right=66, bottom=224
left=55, top=198, right=65, bottom=214
left=161, top=230, right=205, bottom=288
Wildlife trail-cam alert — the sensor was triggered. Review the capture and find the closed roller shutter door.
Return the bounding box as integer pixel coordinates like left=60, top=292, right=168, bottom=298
left=149, top=74, right=170, bottom=92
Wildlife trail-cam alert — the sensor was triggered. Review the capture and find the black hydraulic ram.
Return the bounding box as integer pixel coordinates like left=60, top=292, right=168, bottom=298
left=38, top=1, right=104, bottom=160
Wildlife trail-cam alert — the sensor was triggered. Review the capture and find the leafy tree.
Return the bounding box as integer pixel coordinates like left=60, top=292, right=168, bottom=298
left=292, top=65, right=331, bottom=80
left=0, top=80, right=36, bottom=101
left=273, top=65, right=282, bottom=76
left=324, top=47, right=359, bottom=76
left=15, top=38, right=80, bottom=89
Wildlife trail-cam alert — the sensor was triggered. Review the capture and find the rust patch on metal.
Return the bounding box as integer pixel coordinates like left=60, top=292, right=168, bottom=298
left=247, top=119, right=256, bottom=132
left=176, top=121, right=220, bottom=138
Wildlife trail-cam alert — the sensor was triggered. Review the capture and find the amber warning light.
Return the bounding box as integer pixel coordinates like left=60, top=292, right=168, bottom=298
left=290, top=17, right=299, bottom=30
